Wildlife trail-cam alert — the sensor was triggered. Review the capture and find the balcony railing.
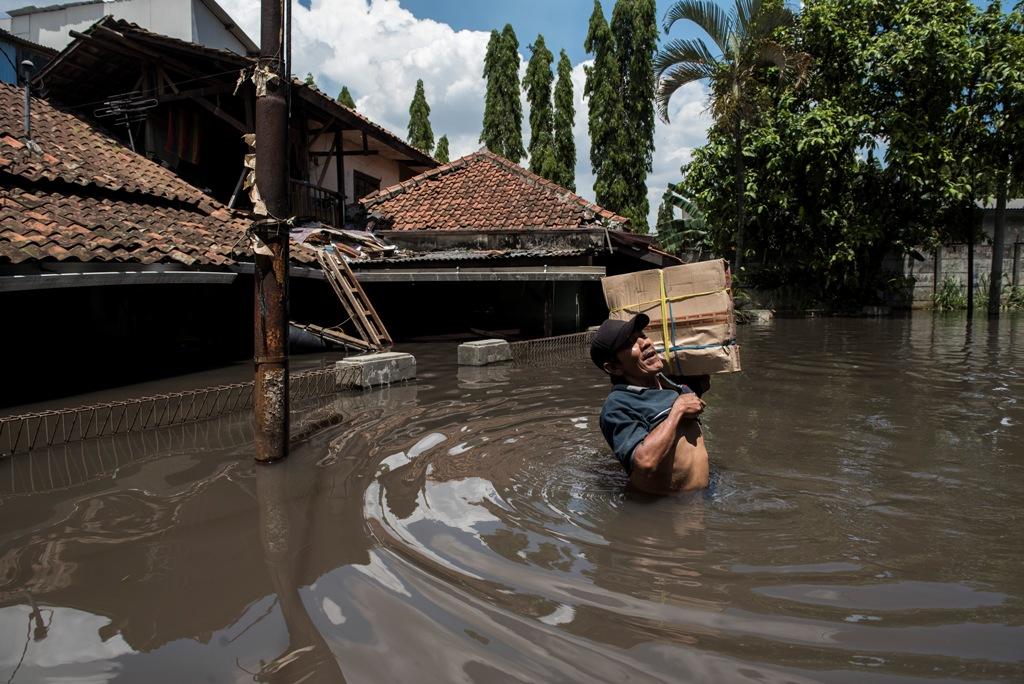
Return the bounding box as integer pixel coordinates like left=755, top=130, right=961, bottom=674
left=290, top=178, right=344, bottom=228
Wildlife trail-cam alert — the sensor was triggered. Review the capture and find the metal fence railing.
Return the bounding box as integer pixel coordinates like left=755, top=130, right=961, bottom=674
left=0, top=365, right=365, bottom=457
left=510, top=330, right=595, bottom=364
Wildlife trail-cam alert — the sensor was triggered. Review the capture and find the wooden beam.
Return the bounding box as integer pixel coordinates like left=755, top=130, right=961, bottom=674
left=92, top=25, right=198, bottom=77
left=191, top=96, right=249, bottom=133
left=316, top=129, right=337, bottom=187
left=293, top=87, right=435, bottom=167
left=310, top=149, right=378, bottom=157
left=158, top=84, right=236, bottom=103
left=335, top=129, right=346, bottom=211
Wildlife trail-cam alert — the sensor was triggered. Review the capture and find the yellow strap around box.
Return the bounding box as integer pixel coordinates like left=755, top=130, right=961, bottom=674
left=657, top=270, right=675, bottom=370
left=609, top=287, right=729, bottom=315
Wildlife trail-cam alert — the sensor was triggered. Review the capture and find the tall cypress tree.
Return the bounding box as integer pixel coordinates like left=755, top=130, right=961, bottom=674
left=611, top=0, right=657, bottom=232
left=435, top=135, right=450, bottom=164
left=552, top=49, right=577, bottom=190
left=584, top=0, right=628, bottom=215
left=407, top=79, right=434, bottom=155
left=337, top=86, right=356, bottom=109
left=524, top=34, right=555, bottom=177
left=480, top=24, right=525, bottom=162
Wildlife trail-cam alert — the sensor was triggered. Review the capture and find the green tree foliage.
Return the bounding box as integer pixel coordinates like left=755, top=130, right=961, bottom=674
left=435, top=134, right=450, bottom=163
left=611, top=0, right=658, bottom=232
left=656, top=0, right=804, bottom=267
left=407, top=79, right=434, bottom=155
left=971, top=3, right=1024, bottom=313
left=304, top=72, right=316, bottom=86
left=481, top=25, right=526, bottom=162
left=676, top=0, right=1024, bottom=308
left=524, top=35, right=556, bottom=177
left=657, top=183, right=712, bottom=256
left=585, top=1, right=630, bottom=220
left=337, top=86, right=356, bottom=109
left=552, top=50, right=577, bottom=190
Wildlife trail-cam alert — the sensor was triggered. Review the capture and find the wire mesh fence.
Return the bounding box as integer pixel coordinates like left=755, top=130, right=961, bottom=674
left=510, top=330, right=595, bottom=365
left=1, top=333, right=593, bottom=458
left=0, top=365, right=362, bottom=457
left=0, top=411, right=256, bottom=497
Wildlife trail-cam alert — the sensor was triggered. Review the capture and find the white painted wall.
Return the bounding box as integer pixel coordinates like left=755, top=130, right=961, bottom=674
left=307, top=132, right=403, bottom=203
left=190, top=0, right=246, bottom=53
left=8, top=0, right=249, bottom=54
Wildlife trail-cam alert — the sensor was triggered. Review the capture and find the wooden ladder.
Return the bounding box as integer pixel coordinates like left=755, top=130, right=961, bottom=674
left=315, top=247, right=393, bottom=351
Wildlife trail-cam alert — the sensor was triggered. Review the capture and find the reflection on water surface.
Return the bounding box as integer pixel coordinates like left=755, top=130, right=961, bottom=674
left=1, top=315, right=1022, bottom=682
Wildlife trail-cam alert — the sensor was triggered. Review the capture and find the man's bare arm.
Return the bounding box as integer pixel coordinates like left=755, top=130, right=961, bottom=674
left=630, top=393, right=703, bottom=476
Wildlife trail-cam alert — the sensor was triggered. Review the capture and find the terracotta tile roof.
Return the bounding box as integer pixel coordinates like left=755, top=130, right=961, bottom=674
left=0, top=185, right=244, bottom=265
left=0, top=83, right=211, bottom=207
left=360, top=149, right=630, bottom=231
left=0, top=82, right=321, bottom=267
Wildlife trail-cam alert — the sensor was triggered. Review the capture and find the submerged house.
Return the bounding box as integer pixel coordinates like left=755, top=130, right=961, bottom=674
left=0, top=81, right=320, bottom=406
left=2, top=13, right=679, bottom=405
left=351, top=149, right=679, bottom=338
left=29, top=16, right=676, bottom=335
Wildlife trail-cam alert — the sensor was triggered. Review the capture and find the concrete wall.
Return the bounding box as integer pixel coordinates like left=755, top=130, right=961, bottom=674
left=898, top=212, right=1024, bottom=308
left=8, top=0, right=247, bottom=54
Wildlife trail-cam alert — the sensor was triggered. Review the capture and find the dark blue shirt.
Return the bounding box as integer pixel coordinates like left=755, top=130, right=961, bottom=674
left=598, top=376, right=693, bottom=475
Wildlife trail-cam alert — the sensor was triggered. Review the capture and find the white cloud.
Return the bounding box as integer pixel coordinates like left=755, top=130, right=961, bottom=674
left=216, top=0, right=712, bottom=231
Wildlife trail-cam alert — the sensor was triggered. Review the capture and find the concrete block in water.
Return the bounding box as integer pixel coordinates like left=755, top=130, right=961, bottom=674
left=336, top=352, right=416, bottom=388
left=458, top=339, right=512, bottom=366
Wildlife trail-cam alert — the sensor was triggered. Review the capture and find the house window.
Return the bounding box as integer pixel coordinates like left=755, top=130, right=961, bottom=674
left=353, top=170, right=380, bottom=199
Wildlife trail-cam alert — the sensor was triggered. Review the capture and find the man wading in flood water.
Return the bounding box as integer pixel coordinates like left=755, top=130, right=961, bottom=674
left=592, top=314, right=710, bottom=494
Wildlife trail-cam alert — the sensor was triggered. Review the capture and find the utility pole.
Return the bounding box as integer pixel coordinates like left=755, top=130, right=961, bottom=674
left=253, top=0, right=290, bottom=463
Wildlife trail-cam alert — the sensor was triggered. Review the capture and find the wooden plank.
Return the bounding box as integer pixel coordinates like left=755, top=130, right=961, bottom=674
left=328, top=255, right=382, bottom=347
left=291, top=322, right=374, bottom=351
left=346, top=264, right=392, bottom=347
left=315, top=251, right=371, bottom=343
left=335, top=252, right=391, bottom=347
left=318, top=250, right=379, bottom=346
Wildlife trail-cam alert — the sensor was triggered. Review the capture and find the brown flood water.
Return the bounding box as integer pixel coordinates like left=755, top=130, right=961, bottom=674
left=1, top=315, right=1022, bottom=683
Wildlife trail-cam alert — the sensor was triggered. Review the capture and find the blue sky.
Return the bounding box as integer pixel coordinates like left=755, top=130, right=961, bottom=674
left=299, top=0, right=703, bottom=65
left=401, top=0, right=681, bottom=65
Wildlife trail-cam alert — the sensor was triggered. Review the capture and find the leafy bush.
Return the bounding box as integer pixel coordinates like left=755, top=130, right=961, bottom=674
left=933, top=274, right=1024, bottom=312
left=1005, top=285, right=1024, bottom=311
left=933, top=276, right=966, bottom=311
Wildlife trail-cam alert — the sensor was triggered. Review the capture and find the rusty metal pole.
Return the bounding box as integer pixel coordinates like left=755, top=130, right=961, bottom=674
left=253, top=0, right=290, bottom=463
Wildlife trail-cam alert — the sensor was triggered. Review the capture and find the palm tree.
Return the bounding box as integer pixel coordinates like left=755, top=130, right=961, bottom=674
left=657, top=182, right=712, bottom=258
left=654, top=0, right=806, bottom=270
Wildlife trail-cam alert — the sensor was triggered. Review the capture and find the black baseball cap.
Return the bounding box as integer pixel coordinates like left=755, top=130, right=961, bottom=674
left=590, top=314, right=650, bottom=369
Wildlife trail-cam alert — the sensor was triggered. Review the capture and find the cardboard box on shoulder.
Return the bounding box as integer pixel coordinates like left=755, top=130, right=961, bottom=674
left=601, top=259, right=741, bottom=375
